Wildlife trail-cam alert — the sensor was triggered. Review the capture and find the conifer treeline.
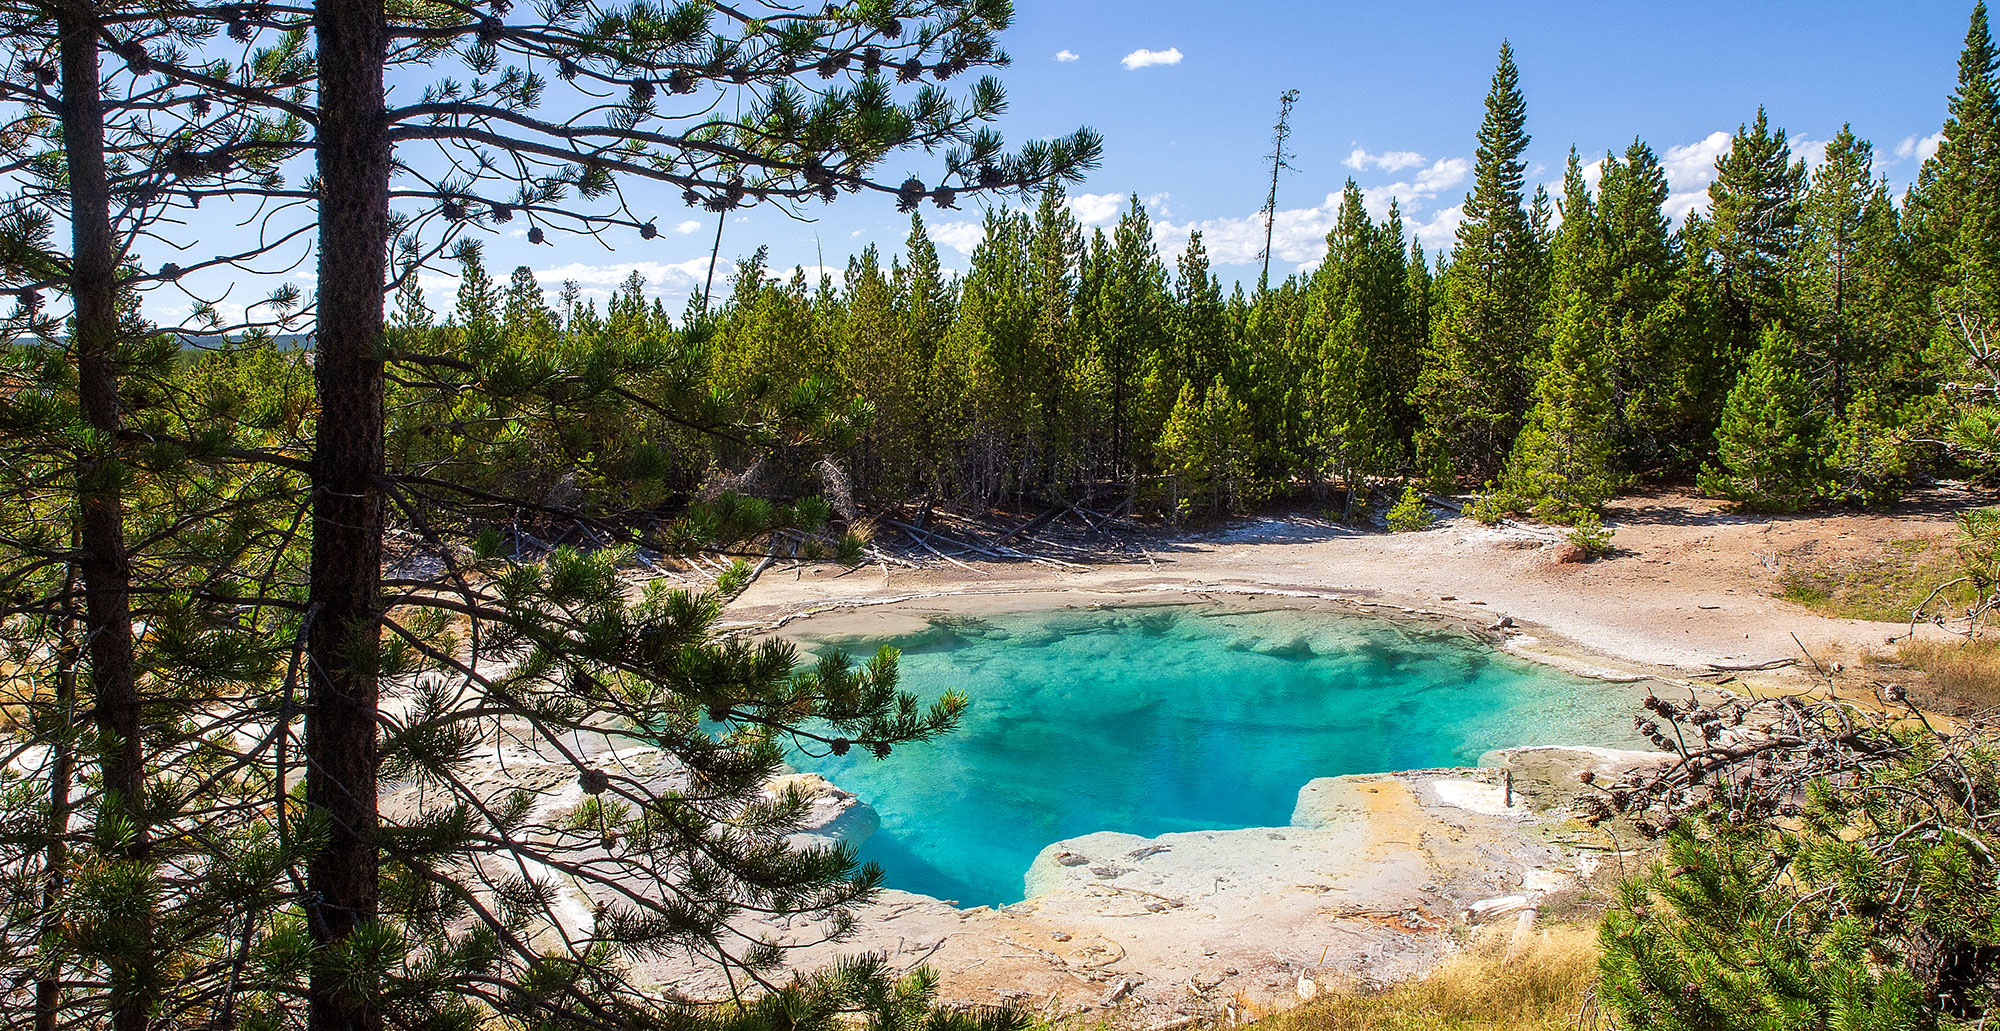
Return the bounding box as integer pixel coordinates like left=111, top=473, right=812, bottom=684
left=423, top=14, right=2000, bottom=523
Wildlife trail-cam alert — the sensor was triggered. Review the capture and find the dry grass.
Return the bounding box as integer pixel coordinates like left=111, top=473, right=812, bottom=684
left=1775, top=536, right=1977, bottom=624
left=1896, top=638, right=2000, bottom=712
left=1256, top=923, right=1600, bottom=1031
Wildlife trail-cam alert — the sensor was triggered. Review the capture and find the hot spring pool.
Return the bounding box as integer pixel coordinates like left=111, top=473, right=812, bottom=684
left=791, top=602, right=1645, bottom=907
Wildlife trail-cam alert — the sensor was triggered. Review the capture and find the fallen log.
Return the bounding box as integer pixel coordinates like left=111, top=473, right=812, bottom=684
left=1704, top=658, right=1797, bottom=672
left=891, top=522, right=989, bottom=577
left=992, top=504, right=1066, bottom=545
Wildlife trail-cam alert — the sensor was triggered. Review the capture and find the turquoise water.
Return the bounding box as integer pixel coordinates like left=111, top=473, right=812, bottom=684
left=792, top=603, right=1644, bottom=908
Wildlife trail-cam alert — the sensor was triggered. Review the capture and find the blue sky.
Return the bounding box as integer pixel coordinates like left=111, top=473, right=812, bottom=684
left=153, top=1, right=1987, bottom=324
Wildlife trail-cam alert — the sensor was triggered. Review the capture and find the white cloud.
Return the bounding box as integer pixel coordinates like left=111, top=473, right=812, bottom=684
left=1069, top=192, right=1124, bottom=226
left=1411, top=204, right=1464, bottom=249
left=1121, top=47, right=1182, bottom=70
left=1345, top=147, right=1426, bottom=173
left=531, top=260, right=712, bottom=291
left=778, top=263, right=840, bottom=283
left=1412, top=157, right=1470, bottom=193
left=1126, top=151, right=1468, bottom=276
left=1066, top=191, right=1173, bottom=228
left=1790, top=136, right=1834, bottom=175
left=1581, top=155, right=1606, bottom=190
left=674, top=220, right=703, bottom=235
left=1357, top=156, right=1470, bottom=218
left=1154, top=199, right=1347, bottom=270
left=1658, top=130, right=1733, bottom=222
left=1895, top=131, right=1945, bottom=163
left=1054, top=49, right=1080, bottom=62
left=930, top=220, right=986, bottom=256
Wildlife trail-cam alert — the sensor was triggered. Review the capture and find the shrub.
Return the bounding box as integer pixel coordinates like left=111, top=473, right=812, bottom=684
left=1596, top=695, right=2000, bottom=1029
left=1386, top=485, right=1432, bottom=532
left=1564, top=514, right=1614, bottom=558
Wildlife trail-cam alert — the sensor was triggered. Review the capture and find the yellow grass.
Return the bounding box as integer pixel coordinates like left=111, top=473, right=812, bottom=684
left=1897, top=638, right=2000, bottom=712
left=1255, top=924, right=1600, bottom=1031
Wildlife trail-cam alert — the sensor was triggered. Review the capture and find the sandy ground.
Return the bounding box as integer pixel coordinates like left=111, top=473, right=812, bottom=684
left=731, top=487, right=1986, bottom=681
left=655, top=487, right=1992, bottom=1020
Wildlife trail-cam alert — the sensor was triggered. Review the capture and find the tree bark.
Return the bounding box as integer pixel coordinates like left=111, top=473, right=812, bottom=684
left=36, top=567, right=78, bottom=1031
left=308, top=0, right=389, bottom=1025
left=57, top=9, right=151, bottom=1030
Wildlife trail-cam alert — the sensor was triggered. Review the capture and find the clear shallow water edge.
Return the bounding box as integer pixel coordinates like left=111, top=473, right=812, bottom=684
left=790, top=602, right=1649, bottom=908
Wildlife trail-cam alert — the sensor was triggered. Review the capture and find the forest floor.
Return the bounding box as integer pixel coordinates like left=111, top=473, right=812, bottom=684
left=730, top=483, right=1998, bottom=708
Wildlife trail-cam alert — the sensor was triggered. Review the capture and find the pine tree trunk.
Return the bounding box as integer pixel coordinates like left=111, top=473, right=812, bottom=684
left=308, top=0, right=389, bottom=1025
left=57, top=12, right=151, bottom=1030
left=36, top=564, right=78, bottom=1031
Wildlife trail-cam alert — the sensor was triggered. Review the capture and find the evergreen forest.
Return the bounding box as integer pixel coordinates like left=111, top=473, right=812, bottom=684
left=3, top=0, right=2000, bottom=1029
left=398, top=24, right=2000, bottom=530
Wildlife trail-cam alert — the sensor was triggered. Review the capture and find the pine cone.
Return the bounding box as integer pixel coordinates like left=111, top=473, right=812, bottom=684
left=527, top=226, right=545, bottom=244
left=578, top=768, right=609, bottom=794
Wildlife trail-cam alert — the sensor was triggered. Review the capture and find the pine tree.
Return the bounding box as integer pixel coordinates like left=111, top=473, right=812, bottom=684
left=1797, top=128, right=1927, bottom=502
left=1415, top=40, right=1543, bottom=484
left=1307, top=182, right=1415, bottom=506
left=1909, top=0, right=2000, bottom=290
left=939, top=209, right=1035, bottom=500
left=1707, top=108, right=1806, bottom=349
left=453, top=244, right=500, bottom=332
left=1599, top=697, right=2000, bottom=1029
left=1700, top=325, right=1827, bottom=511
left=1171, top=231, right=1235, bottom=392
left=1490, top=286, right=1618, bottom=523
left=899, top=213, right=959, bottom=493
left=1025, top=187, right=1087, bottom=492
left=296, top=2, right=1104, bottom=1026
left=1156, top=378, right=1256, bottom=521
left=1595, top=138, right=1694, bottom=471
left=0, top=6, right=312, bottom=1026
left=502, top=264, right=558, bottom=341
left=1090, top=195, right=1173, bottom=481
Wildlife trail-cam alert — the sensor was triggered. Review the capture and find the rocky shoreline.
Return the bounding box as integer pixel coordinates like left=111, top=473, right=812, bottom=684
left=643, top=744, right=1678, bottom=1024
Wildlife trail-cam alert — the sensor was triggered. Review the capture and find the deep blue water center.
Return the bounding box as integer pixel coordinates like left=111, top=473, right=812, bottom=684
left=791, top=603, right=1641, bottom=908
